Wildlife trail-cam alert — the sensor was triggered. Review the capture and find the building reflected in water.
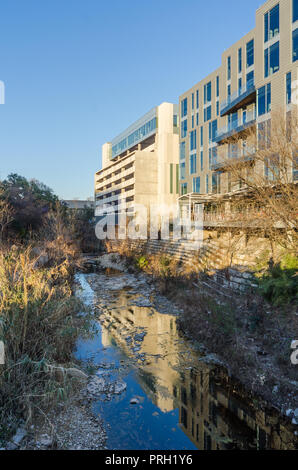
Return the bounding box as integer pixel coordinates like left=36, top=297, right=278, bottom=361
left=99, top=290, right=297, bottom=450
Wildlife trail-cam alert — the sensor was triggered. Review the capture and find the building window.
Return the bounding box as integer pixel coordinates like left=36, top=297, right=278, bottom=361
left=227, top=84, right=231, bottom=98
left=170, top=163, right=173, bottom=194
left=192, top=93, right=194, bottom=110
left=286, top=72, right=292, bottom=104
left=196, top=112, right=199, bottom=126
left=246, top=39, right=254, bottom=67
left=216, top=101, right=219, bottom=116
left=204, top=105, right=212, bottom=122
left=180, top=162, right=186, bottom=180
left=192, top=115, right=194, bottom=128
left=227, top=56, right=231, bottom=80
left=293, top=28, right=298, bottom=62
left=181, top=119, right=187, bottom=138
left=190, top=130, right=197, bottom=151
left=180, top=141, right=186, bottom=161
left=181, top=182, right=187, bottom=195
left=216, top=76, right=219, bottom=97
left=181, top=98, right=187, bottom=118
left=264, top=41, right=279, bottom=77
left=212, top=173, right=221, bottom=194
left=190, top=154, right=197, bottom=175
left=200, top=126, right=203, bottom=146
left=193, top=176, right=200, bottom=193
left=196, top=90, right=199, bottom=109
left=264, top=4, right=280, bottom=43
left=257, top=83, right=271, bottom=116
left=246, top=71, right=254, bottom=88
left=209, top=119, right=218, bottom=143
left=206, top=174, right=209, bottom=193
left=238, top=48, right=242, bottom=73
left=238, top=77, right=242, bottom=92
left=200, top=151, right=204, bottom=171
left=294, top=0, right=298, bottom=23
left=204, top=81, right=212, bottom=104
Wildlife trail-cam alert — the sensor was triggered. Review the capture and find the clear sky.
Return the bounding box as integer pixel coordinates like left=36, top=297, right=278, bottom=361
left=0, top=0, right=262, bottom=200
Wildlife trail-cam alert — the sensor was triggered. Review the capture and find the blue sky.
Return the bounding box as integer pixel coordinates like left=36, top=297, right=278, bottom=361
left=0, top=0, right=262, bottom=200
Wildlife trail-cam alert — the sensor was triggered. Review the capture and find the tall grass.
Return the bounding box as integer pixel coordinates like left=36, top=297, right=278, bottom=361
left=0, top=244, right=89, bottom=445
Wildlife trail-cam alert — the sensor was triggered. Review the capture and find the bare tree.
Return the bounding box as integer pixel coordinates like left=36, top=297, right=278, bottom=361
left=217, top=110, right=298, bottom=254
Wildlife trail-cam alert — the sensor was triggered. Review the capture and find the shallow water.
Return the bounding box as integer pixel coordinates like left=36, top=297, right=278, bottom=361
left=74, top=271, right=297, bottom=451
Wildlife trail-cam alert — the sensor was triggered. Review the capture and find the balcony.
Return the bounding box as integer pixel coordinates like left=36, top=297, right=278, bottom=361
left=211, top=148, right=255, bottom=172
left=220, top=79, right=256, bottom=117
left=214, top=110, right=256, bottom=144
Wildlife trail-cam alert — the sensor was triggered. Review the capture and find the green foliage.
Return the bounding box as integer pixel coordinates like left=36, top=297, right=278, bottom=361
left=256, top=255, right=298, bottom=305
left=136, top=255, right=149, bottom=270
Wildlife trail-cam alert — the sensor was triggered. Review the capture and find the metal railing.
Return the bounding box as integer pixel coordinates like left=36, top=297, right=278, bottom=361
left=215, top=110, right=256, bottom=142
left=220, top=78, right=255, bottom=114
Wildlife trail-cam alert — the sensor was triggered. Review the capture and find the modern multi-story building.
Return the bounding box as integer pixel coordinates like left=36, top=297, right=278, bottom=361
left=95, top=102, right=179, bottom=222
left=178, top=0, right=298, bottom=218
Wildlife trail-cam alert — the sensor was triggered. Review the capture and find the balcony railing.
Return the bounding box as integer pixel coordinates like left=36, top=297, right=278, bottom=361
left=214, top=110, right=256, bottom=144
left=211, top=148, right=255, bottom=171
left=220, top=79, right=256, bottom=117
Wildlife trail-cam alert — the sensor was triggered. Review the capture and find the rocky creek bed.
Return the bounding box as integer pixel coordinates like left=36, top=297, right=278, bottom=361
left=4, top=254, right=297, bottom=451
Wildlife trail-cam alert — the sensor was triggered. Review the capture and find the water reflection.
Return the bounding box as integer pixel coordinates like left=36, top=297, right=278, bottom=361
left=83, top=273, right=297, bottom=450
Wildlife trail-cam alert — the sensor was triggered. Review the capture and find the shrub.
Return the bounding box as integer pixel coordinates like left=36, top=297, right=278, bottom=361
left=256, top=255, right=298, bottom=305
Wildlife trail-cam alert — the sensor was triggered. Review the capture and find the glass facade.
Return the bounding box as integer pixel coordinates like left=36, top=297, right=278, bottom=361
left=238, top=48, right=242, bottom=73
left=227, top=56, right=231, bottom=80
left=246, top=70, right=254, bottom=86
left=180, top=162, right=186, bottom=180
left=294, top=0, right=298, bottom=22
left=257, top=83, right=271, bottom=116
left=246, top=39, right=254, bottom=67
left=180, top=141, right=186, bottom=161
left=264, top=41, right=279, bottom=77
left=204, top=105, right=212, bottom=122
left=204, top=82, right=212, bottom=104
left=112, top=116, right=157, bottom=158
left=264, top=4, right=280, bottom=43
left=190, top=130, right=197, bottom=151
left=209, top=120, right=218, bottom=143
left=293, top=28, right=298, bottom=62
left=286, top=72, right=292, bottom=104
left=181, top=119, right=187, bottom=138
left=206, top=174, right=209, bottom=193
left=192, top=177, right=200, bottom=193
left=190, top=154, right=197, bottom=174
left=181, top=182, right=187, bottom=195
left=181, top=98, right=187, bottom=118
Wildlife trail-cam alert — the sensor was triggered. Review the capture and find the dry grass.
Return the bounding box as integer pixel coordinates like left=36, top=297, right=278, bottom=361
left=0, top=240, right=91, bottom=445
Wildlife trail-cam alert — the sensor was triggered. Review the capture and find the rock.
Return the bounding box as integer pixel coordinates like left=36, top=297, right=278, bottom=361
left=113, top=381, right=127, bottom=395
left=6, top=442, right=18, bottom=450
left=130, top=398, right=139, bottom=405
left=87, top=377, right=107, bottom=396
left=38, top=434, right=52, bottom=448
left=66, top=368, right=88, bottom=381
left=12, top=427, right=26, bottom=446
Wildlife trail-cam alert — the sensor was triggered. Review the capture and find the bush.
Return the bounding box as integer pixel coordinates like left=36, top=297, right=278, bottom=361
left=0, top=245, right=90, bottom=444
left=256, top=255, right=298, bottom=306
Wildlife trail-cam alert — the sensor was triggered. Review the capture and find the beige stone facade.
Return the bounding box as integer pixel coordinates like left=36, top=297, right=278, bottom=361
left=179, top=0, right=298, bottom=209
left=95, top=102, right=179, bottom=221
